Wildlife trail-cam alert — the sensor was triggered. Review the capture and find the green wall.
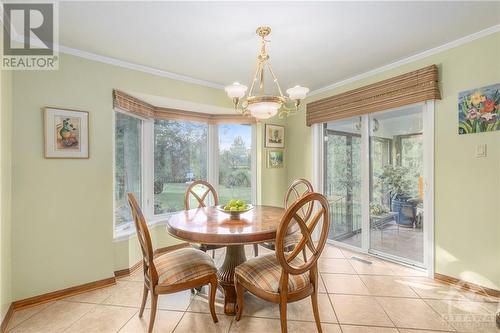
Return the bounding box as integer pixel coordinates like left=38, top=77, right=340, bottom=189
left=286, top=32, right=500, bottom=290
left=1, top=62, right=13, bottom=320
left=9, top=53, right=288, bottom=300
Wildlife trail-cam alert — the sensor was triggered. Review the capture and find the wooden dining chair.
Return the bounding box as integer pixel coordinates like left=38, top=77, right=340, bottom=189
left=127, top=193, right=218, bottom=333
left=260, top=178, right=314, bottom=257
left=185, top=180, right=258, bottom=258
left=234, top=192, right=330, bottom=333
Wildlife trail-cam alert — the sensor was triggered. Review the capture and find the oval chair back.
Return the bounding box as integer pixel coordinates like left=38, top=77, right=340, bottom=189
left=127, top=193, right=158, bottom=287
left=275, top=192, right=330, bottom=276
left=184, top=180, right=219, bottom=210
left=283, top=178, right=314, bottom=220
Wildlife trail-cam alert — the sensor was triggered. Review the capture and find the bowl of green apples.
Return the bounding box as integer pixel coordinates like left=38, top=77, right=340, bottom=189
left=216, top=199, right=254, bottom=220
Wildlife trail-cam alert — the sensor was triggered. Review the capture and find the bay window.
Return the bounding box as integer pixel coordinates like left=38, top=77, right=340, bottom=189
left=114, top=111, right=143, bottom=228
left=113, top=110, right=256, bottom=236
left=154, top=120, right=208, bottom=215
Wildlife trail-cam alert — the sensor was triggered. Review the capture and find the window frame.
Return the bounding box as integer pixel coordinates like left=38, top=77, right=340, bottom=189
left=113, top=108, right=257, bottom=238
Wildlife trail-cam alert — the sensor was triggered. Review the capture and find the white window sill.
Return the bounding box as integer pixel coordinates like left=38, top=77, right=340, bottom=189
left=113, top=214, right=173, bottom=241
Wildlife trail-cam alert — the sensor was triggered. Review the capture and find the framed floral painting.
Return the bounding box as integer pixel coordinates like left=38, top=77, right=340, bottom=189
left=458, top=83, right=499, bottom=135
left=44, top=107, right=89, bottom=158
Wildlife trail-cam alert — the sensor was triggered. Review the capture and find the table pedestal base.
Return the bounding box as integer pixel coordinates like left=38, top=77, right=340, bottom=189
left=217, top=245, right=247, bottom=315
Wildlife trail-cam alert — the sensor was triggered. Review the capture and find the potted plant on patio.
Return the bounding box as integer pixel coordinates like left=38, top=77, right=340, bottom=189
left=379, top=165, right=415, bottom=226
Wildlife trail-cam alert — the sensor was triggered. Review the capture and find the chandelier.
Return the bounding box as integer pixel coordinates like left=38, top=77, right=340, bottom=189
left=224, top=26, right=309, bottom=120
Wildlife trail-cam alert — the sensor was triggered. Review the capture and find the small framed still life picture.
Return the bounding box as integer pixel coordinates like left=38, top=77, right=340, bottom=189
left=264, top=124, right=285, bottom=148
left=44, top=107, right=89, bottom=159
left=267, top=150, right=284, bottom=168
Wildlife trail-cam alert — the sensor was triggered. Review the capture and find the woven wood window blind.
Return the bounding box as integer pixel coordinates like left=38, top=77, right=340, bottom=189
left=306, top=65, right=441, bottom=126
left=113, top=90, right=256, bottom=124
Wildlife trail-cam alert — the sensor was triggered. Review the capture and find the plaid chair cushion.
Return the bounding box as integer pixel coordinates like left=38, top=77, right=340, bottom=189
left=261, top=232, right=302, bottom=251
left=154, top=248, right=216, bottom=286
left=235, top=254, right=310, bottom=293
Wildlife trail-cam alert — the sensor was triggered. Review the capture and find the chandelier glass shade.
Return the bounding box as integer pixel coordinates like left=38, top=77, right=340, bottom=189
left=225, top=26, right=309, bottom=120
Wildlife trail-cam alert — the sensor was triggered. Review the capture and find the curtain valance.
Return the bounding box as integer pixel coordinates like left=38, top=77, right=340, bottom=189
left=113, top=90, right=256, bottom=124
left=306, top=65, right=441, bottom=126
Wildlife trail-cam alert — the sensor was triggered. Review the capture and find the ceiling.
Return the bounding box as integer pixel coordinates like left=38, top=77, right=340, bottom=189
left=53, top=2, right=500, bottom=92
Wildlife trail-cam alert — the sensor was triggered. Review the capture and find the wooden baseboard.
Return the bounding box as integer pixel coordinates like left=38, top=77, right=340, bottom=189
left=12, top=277, right=116, bottom=311
left=9, top=242, right=190, bottom=319
left=114, top=260, right=142, bottom=278
left=0, top=303, right=14, bottom=333
left=435, top=273, right=500, bottom=298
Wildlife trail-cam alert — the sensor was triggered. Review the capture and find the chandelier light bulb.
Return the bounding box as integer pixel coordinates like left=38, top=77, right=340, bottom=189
left=224, top=82, right=248, bottom=99
left=286, top=85, right=310, bottom=100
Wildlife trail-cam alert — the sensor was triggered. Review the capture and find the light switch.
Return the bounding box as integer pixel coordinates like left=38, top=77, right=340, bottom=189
left=475, top=144, right=487, bottom=158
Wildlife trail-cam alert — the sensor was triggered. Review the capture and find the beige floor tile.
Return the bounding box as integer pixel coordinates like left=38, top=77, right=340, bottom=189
left=173, top=312, right=232, bottom=333
left=329, top=294, right=394, bottom=327
left=376, top=296, right=455, bottom=331
left=64, top=285, right=117, bottom=304
left=340, top=324, right=399, bottom=332
left=6, top=302, right=54, bottom=331
left=9, top=301, right=94, bottom=333
left=119, top=269, right=144, bottom=282
left=146, top=290, right=193, bottom=311
left=322, top=273, right=370, bottom=295
left=321, top=246, right=345, bottom=259
left=425, top=299, right=498, bottom=333
left=118, top=309, right=184, bottom=333
left=230, top=317, right=341, bottom=333
left=359, top=275, right=418, bottom=297
left=241, top=293, right=279, bottom=318
left=382, top=261, right=427, bottom=277
left=481, top=301, right=500, bottom=314
left=240, top=292, right=337, bottom=323
left=317, top=274, right=328, bottom=293
left=186, top=293, right=225, bottom=314
left=65, top=304, right=137, bottom=332
left=403, top=277, right=479, bottom=301
left=287, top=293, right=337, bottom=323
left=399, top=328, right=455, bottom=333
left=103, top=281, right=145, bottom=307
left=319, top=258, right=356, bottom=274
left=349, top=258, right=396, bottom=275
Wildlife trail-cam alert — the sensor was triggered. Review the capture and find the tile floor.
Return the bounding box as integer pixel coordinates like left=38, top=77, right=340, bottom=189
left=7, top=244, right=499, bottom=333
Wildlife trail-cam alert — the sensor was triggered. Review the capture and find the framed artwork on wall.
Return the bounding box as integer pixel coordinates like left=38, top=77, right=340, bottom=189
left=264, top=124, right=285, bottom=148
left=458, top=83, right=499, bottom=135
left=44, top=107, right=89, bottom=158
left=267, top=150, right=284, bottom=168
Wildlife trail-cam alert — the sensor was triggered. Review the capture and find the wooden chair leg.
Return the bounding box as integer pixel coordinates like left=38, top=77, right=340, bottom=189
left=311, top=291, right=322, bottom=333
left=253, top=244, right=259, bottom=257
left=148, top=293, right=158, bottom=333
left=302, top=248, right=307, bottom=262
left=279, top=300, right=288, bottom=333
left=139, top=285, right=148, bottom=318
left=235, top=277, right=244, bottom=321
left=208, top=276, right=218, bottom=323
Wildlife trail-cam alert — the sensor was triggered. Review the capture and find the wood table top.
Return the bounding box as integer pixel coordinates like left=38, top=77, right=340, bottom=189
left=166, top=205, right=285, bottom=245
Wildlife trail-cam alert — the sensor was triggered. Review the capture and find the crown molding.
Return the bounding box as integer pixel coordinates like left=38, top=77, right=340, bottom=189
left=309, top=24, right=500, bottom=97
left=58, top=44, right=225, bottom=90
left=9, top=30, right=224, bottom=90
left=8, top=22, right=499, bottom=95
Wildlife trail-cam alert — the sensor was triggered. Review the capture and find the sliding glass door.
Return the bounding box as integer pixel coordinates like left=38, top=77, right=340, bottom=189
left=323, top=103, right=429, bottom=267
left=324, top=118, right=362, bottom=248
left=369, top=106, right=424, bottom=265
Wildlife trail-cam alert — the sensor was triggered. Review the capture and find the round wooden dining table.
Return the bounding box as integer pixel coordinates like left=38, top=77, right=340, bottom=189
left=166, top=205, right=285, bottom=315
